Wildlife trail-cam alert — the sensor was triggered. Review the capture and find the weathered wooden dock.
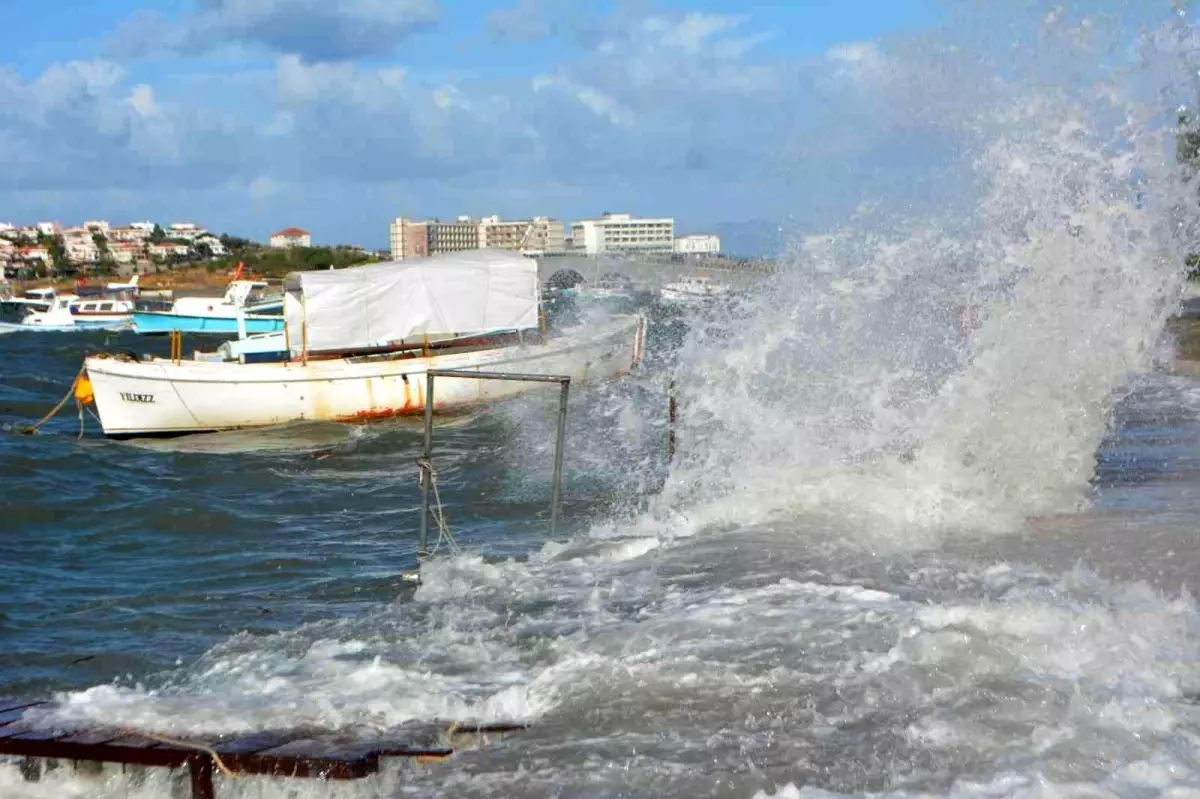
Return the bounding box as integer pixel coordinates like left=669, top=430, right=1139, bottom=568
left=0, top=698, right=524, bottom=797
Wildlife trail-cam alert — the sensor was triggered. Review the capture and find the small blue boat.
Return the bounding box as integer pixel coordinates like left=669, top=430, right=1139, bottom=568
left=132, top=311, right=284, bottom=335
left=131, top=279, right=285, bottom=335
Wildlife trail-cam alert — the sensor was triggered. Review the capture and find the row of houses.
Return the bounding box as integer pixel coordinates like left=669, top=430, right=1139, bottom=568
left=388, top=213, right=721, bottom=260
left=0, top=220, right=227, bottom=273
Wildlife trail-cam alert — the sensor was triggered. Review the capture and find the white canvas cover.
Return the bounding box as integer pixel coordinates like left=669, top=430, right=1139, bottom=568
left=284, top=249, right=540, bottom=355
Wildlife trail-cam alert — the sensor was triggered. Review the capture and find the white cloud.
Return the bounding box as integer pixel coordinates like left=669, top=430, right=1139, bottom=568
left=643, top=12, right=741, bottom=55
left=826, top=41, right=889, bottom=84
left=127, top=84, right=159, bottom=117
left=275, top=56, right=406, bottom=108
left=574, top=86, right=633, bottom=127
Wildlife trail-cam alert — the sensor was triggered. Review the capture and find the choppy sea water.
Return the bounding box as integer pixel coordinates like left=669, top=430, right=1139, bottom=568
left=13, top=3, right=1200, bottom=797
left=7, top=312, right=1200, bottom=799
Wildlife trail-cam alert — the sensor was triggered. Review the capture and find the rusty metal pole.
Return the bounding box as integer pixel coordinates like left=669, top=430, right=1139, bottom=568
left=667, top=379, right=677, bottom=462
left=419, top=371, right=434, bottom=560
left=550, top=379, right=570, bottom=537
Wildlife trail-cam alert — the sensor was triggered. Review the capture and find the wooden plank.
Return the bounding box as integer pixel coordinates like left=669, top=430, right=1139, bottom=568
left=0, top=736, right=190, bottom=769
left=0, top=704, right=44, bottom=729
left=0, top=701, right=529, bottom=789
left=0, top=700, right=44, bottom=717
left=212, top=729, right=311, bottom=757
left=7, top=727, right=78, bottom=742
left=245, top=738, right=378, bottom=779
left=56, top=729, right=125, bottom=746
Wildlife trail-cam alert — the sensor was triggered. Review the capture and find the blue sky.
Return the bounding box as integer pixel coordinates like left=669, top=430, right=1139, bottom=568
left=0, top=0, right=946, bottom=253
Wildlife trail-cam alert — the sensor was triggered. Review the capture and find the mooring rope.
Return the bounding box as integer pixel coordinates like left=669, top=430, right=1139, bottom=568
left=118, top=727, right=245, bottom=779
left=416, top=458, right=462, bottom=557
left=16, top=365, right=86, bottom=436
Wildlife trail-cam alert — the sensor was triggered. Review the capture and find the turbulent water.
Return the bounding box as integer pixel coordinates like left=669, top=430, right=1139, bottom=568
left=10, top=3, right=1200, bottom=797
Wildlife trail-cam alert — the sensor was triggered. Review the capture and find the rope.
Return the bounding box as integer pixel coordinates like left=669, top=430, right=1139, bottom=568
left=118, top=727, right=244, bottom=779
left=16, top=365, right=85, bottom=435
left=416, top=458, right=461, bottom=557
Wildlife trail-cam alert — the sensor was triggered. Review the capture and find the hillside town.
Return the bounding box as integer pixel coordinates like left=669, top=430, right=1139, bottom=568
left=0, top=220, right=233, bottom=280
left=0, top=211, right=724, bottom=282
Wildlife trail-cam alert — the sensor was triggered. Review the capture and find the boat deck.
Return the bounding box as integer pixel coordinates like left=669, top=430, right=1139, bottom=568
left=0, top=698, right=525, bottom=798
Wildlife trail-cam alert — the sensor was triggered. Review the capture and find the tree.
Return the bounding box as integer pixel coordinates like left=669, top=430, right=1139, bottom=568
left=150, top=224, right=166, bottom=244
left=47, top=235, right=69, bottom=275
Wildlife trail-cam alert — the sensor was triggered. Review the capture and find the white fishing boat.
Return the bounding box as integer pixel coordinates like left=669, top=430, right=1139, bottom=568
left=0, top=288, right=134, bottom=331
left=659, top=275, right=731, bottom=303
left=82, top=250, right=646, bottom=438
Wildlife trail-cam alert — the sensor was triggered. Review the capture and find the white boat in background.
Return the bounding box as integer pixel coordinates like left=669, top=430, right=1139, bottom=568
left=82, top=250, right=646, bottom=437
left=0, top=288, right=134, bottom=332
left=660, top=275, right=731, bottom=303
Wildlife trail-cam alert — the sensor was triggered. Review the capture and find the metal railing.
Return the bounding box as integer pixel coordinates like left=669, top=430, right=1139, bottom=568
left=418, top=368, right=571, bottom=559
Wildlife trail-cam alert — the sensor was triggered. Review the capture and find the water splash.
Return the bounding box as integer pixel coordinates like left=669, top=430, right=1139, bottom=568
left=656, top=5, right=1200, bottom=541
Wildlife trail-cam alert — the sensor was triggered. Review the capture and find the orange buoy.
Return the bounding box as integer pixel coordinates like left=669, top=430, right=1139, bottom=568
left=74, top=374, right=95, bottom=406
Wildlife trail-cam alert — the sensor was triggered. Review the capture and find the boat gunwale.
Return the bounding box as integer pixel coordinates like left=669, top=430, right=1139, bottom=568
left=85, top=316, right=641, bottom=386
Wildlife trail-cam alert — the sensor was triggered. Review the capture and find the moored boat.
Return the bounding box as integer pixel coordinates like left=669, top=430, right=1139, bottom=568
left=131, top=280, right=283, bottom=335
left=660, top=275, right=731, bottom=303
left=83, top=250, right=646, bottom=437
left=0, top=288, right=134, bottom=331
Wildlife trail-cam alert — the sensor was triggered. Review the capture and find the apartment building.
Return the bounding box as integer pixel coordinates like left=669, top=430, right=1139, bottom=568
left=428, top=217, right=479, bottom=254
left=570, top=213, right=675, bottom=255
left=477, top=216, right=565, bottom=255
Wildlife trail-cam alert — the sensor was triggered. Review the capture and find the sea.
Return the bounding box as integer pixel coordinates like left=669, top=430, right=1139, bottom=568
left=11, top=3, right=1200, bottom=798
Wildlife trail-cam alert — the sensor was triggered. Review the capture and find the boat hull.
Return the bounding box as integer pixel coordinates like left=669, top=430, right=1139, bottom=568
left=0, top=318, right=131, bottom=332
left=85, top=316, right=646, bottom=437
left=132, top=311, right=285, bottom=335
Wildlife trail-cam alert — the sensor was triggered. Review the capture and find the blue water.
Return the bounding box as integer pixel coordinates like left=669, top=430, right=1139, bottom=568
left=0, top=307, right=674, bottom=700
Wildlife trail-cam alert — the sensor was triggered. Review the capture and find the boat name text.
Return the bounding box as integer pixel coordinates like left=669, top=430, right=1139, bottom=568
left=119, top=392, right=155, bottom=404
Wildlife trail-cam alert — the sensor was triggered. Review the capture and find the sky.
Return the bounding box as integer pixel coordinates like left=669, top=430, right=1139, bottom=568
left=0, top=0, right=947, bottom=253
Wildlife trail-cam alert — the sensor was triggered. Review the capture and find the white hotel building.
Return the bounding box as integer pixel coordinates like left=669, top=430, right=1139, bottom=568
left=570, top=213, right=674, bottom=255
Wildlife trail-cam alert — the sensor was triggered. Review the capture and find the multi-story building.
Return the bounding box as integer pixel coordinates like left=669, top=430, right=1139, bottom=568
left=390, top=216, right=479, bottom=259
left=108, top=227, right=150, bottom=243
left=64, top=239, right=101, bottom=264
left=428, top=217, right=479, bottom=255
left=111, top=243, right=142, bottom=265
left=391, top=214, right=567, bottom=259
left=169, top=223, right=207, bottom=241
left=477, top=216, right=565, bottom=255
left=673, top=234, right=721, bottom=256
left=149, top=242, right=191, bottom=260
left=389, top=217, right=430, bottom=259
left=269, top=228, right=312, bottom=248
left=83, top=220, right=110, bottom=234
left=570, top=213, right=675, bottom=255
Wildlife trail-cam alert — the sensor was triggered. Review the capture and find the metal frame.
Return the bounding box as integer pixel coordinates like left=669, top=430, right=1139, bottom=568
left=419, top=369, right=571, bottom=558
